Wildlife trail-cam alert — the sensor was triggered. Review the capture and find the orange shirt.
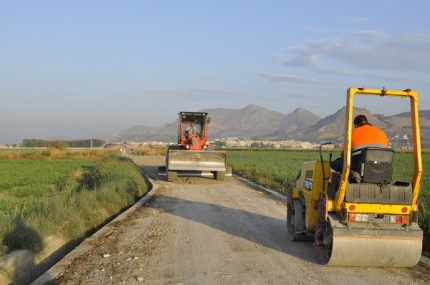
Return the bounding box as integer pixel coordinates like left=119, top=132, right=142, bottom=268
left=351, top=124, right=388, bottom=156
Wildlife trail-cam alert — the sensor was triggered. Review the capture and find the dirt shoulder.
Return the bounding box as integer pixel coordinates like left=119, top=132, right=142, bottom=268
left=33, top=155, right=430, bottom=285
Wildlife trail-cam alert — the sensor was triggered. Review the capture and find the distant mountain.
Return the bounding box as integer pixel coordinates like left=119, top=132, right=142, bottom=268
left=201, top=104, right=295, bottom=138
left=382, top=113, right=430, bottom=148
left=48, top=123, right=133, bottom=142
left=118, top=104, right=322, bottom=141
left=276, top=107, right=389, bottom=142
left=119, top=123, right=177, bottom=142
left=276, top=106, right=430, bottom=148
left=80, top=104, right=430, bottom=149
left=265, top=107, right=323, bottom=139
left=394, top=109, right=430, bottom=119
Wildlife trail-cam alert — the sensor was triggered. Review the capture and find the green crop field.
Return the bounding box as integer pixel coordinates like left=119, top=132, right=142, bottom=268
left=226, top=148, right=430, bottom=255
left=0, top=159, right=99, bottom=213
left=0, top=149, right=148, bottom=276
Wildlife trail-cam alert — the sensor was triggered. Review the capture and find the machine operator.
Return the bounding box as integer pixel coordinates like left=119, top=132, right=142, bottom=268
left=330, top=115, right=389, bottom=173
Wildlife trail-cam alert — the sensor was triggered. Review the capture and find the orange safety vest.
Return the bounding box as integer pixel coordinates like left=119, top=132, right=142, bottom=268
left=350, top=124, right=388, bottom=156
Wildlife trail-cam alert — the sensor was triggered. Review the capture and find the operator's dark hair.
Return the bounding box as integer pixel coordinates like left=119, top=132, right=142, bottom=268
left=354, top=115, right=370, bottom=127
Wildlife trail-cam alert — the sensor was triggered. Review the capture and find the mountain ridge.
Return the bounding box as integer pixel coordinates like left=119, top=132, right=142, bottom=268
left=70, top=104, right=430, bottom=149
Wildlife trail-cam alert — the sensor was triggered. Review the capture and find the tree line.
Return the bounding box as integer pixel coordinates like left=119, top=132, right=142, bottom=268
left=21, top=139, right=106, bottom=148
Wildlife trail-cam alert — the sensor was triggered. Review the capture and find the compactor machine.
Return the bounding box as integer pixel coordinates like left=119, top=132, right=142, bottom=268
left=287, top=87, right=423, bottom=267
left=160, top=111, right=227, bottom=182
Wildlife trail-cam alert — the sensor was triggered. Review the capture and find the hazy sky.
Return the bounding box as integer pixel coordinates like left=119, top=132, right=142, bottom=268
left=1, top=1, right=430, bottom=144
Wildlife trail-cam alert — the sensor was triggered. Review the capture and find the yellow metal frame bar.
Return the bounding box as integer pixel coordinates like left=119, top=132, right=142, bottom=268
left=334, top=87, right=422, bottom=212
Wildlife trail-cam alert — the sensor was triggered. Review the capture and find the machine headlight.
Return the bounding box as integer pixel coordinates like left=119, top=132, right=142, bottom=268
left=303, top=178, right=313, bottom=190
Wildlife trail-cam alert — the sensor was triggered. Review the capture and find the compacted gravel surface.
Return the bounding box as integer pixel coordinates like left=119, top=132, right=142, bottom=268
left=33, top=155, right=430, bottom=285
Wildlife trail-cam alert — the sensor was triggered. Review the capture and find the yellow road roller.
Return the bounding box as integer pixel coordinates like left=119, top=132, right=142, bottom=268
left=287, top=87, right=423, bottom=267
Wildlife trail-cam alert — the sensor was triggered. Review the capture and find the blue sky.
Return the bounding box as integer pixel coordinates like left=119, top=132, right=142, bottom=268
left=1, top=1, right=430, bottom=144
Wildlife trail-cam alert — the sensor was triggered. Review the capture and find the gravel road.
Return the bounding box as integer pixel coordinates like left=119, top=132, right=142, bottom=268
left=33, top=154, right=430, bottom=285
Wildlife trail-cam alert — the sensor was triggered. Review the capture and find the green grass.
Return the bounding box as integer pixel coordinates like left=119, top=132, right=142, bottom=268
left=134, top=145, right=167, bottom=156
left=227, top=149, right=319, bottom=193
left=227, top=149, right=418, bottom=191
left=0, top=150, right=148, bottom=256
left=0, top=160, right=96, bottom=206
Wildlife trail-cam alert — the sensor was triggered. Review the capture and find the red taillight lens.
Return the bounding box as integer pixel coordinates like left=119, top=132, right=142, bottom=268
left=396, top=215, right=409, bottom=224
left=349, top=205, right=356, bottom=211
left=401, top=207, right=408, bottom=213
left=348, top=213, right=355, bottom=221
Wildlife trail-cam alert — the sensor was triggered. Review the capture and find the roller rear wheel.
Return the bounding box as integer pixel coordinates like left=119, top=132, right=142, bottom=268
left=287, top=199, right=310, bottom=241
left=314, top=216, right=333, bottom=264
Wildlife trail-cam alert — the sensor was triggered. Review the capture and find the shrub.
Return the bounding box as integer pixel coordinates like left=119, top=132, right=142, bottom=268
left=47, top=140, right=66, bottom=150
